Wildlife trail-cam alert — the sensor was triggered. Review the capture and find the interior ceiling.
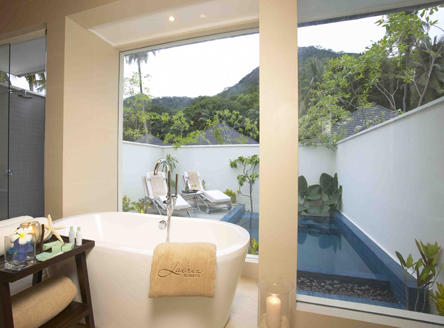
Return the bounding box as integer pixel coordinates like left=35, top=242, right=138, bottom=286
left=0, top=38, right=46, bottom=77
left=88, top=0, right=440, bottom=47
left=9, top=38, right=46, bottom=76
left=89, top=0, right=258, bottom=47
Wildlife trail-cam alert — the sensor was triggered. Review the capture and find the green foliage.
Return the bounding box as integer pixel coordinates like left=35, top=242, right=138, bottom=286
left=161, top=154, right=179, bottom=189
left=431, top=282, right=444, bottom=315
left=206, top=110, right=259, bottom=144
left=298, top=6, right=444, bottom=149
left=122, top=195, right=132, bottom=212
left=298, top=173, right=342, bottom=216
left=223, top=189, right=237, bottom=203
left=123, top=62, right=259, bottom=147
left=248, top=237, right=259, bottom=255
left=131, top=200, right=149, bottom=214
left=24, top=73, right=46, bottom=93
left=229, top=155, right=259, bottom=212
left=396, top=240, right=444, bottom=312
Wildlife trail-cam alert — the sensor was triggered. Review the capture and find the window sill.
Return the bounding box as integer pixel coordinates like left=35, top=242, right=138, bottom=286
left=297, top=294, right=444, bottom=327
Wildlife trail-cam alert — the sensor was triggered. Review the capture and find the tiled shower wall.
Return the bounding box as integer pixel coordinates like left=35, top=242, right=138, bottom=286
left=0, top=86, right=7, bottom=220
left=0, top=85, right=45, bottom=219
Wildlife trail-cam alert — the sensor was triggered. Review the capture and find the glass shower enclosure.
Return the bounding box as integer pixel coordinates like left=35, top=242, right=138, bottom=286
left=0, top=43, right=10, bottom=220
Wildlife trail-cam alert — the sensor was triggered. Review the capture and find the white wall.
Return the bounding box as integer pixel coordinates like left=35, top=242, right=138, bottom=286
left=122, top=142, right=163, bottom=203
left=122, top=142, right=260, bottom=211
left=336, top=98, right=444, bottom=284
left=298, top=146, right=336, bottom=185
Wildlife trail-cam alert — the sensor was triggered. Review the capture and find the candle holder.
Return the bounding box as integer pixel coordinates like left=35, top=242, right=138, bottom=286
left=257, top=274, right=294, bottom=328
left=20, top=221, right=42, bottom=243
left=4, top=232, right=36, bottom=270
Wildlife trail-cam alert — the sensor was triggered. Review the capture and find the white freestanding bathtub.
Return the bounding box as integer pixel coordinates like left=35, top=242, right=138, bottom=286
left=51, top=212, right=250, bottom=328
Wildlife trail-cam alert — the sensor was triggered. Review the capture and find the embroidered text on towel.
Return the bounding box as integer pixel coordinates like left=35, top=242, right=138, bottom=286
left=158, top=262, right=203, bottom=278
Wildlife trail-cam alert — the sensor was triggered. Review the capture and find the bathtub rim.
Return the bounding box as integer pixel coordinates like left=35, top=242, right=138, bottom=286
left=56, top=212, right=250, bottom=259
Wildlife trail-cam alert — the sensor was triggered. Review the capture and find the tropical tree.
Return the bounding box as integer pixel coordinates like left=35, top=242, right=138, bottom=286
left=229, top=155, right=260, bottom=213
left=298, top=57, right=326, bottom=116
left=23, top=73, right=46, bottom=93
left=376, top=6, right=444, bottom=110
left=125, top=51, right=158, bottom=135
left=299, top=6, right=444, bottom=150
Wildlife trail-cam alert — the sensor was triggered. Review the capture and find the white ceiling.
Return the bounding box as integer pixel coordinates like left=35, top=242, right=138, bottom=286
left=90, top=0, right=259, bottom=47
left=89, top=0, right=439, bottom=48
left=0, top=38, right=46, bottom=77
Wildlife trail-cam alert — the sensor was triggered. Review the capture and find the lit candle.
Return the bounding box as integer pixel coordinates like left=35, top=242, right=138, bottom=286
left=20, top=221, right=41, bottom=243
left=266, top=295, right=281, bottom=328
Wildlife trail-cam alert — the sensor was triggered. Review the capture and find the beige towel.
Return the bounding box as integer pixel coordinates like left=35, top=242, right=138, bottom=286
left=12, top=275, right=77, bottom=328
left=149, top=242, right=216, bottom=298
left=150, top=172, right=166, bottom=198
left=187, top=171, right=202, bottom=191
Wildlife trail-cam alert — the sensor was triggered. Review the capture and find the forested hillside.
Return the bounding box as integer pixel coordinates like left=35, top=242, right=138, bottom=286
left=123, top=46, right=344, bottom=144
left=123, top=6, right=444, bottom=150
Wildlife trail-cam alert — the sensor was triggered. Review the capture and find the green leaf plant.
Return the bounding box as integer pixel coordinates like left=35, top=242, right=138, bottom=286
left=249, top=237, right=259, bottom=255
left=131, top=199, right=150, bottom=214
left=396, top=240, right=444, bottom=312
left=431, top=282, right=444, bottom=316
left=223, top=189, right=237, bottom=203
left=122, top=195, right=132, bottom=212
left=298, top=173, right=342, bottom=216
left=229, top=155, right=259, bottom=212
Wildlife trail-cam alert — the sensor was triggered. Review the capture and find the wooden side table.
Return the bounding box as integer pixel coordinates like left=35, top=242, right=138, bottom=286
left=0, top=236, right=95, bottom=328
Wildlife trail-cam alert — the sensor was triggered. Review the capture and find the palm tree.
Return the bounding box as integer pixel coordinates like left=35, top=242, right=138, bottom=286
left=24, top=74, right=36, bottom=91
left=125, top=51, right=157, bottom=135
left=125, top=50, right=157, bottom=93
left=0, top=71, right=8, bottom=84
left=298, top=57, right=325, bottom=116
left=23, top=73, right=46, bottom=93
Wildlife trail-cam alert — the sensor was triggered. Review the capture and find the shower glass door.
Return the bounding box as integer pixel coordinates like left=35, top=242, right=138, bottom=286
left=0, top=43, right=10, bottom=220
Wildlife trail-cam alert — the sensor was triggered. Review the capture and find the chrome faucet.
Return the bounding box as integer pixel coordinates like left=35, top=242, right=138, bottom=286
left=154, top=158, right=178, bottom=242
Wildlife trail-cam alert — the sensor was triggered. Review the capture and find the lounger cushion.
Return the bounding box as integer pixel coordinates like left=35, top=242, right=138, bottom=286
left=204, top=190, right=230, bottom=203
left=158, top=195, right=191, bottom=210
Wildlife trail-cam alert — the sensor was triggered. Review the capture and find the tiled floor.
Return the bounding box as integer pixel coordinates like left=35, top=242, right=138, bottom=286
left=75, top=277, right=258, bottom=327
left=225, top=277, right=258, bottom=327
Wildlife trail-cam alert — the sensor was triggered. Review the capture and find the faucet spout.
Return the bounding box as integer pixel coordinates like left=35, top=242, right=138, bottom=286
left=154, top=158, right=177, bottom=243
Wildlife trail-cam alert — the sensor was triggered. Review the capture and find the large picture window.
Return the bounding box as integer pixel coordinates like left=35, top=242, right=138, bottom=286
left=297, top=5, right=444, bottom=324
left=119, top=31, right=260, bottom=256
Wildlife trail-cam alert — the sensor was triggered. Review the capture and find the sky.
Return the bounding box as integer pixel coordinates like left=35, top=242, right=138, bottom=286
left=124, top=33, right=259, bottom=98
left=124, top=9, right=444, bottom=98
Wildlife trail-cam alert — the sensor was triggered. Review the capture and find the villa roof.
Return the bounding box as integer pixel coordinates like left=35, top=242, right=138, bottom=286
left=333, top=105, right=398, bottom=139
left=185, top=123, right=259, bottom=145
left=135, top=134, right=170, bottom=146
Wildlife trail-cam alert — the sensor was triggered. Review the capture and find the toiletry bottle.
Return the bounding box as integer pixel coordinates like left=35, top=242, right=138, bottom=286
left=76, top=227, right=82, bottom=246
left=69, top=226, right=75, bottom=244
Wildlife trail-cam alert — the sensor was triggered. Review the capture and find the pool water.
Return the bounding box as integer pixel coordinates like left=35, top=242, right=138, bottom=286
left=297, top=227, right=377, bottom=275
left=228, top=212, right=379, bottom=276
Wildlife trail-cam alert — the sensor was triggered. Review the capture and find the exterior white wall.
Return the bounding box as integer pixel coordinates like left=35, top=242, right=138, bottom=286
left=122, top=142, right=163, bottom=203
left=298, top=146, right=336, bottom=185
left=122, top=142, right=260, bottom=211
left=336, top=98, right=444, bottom=284
left=168, top=145, right=260, bottom=212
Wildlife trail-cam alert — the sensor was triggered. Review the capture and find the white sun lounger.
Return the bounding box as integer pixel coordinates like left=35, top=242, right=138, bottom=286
left=183, top=171, right=232, bottom=214
left=142, top=172, right=191, bottom=217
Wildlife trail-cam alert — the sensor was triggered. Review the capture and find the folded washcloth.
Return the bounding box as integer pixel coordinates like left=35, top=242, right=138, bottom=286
left=149, top=172, right=166, bottom=198
left=149, top=242, right=216, bottom=298
left=187, top=171, right=202, bottom=191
